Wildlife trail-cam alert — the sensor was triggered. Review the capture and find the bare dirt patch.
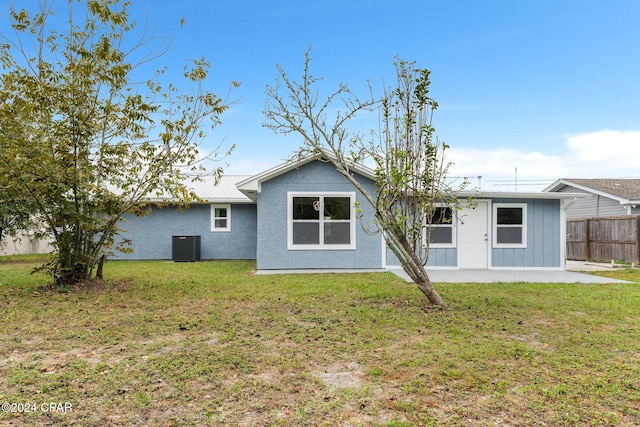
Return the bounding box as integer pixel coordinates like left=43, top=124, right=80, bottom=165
left=314, top=361, right=364, bottom=388
left=506, top=332, right=552, bottom=350
left=32, top=278, right=132, bottom=295
left=3, top=331, right=220, bottom=371
left=69, top=278, right=132, bottom=293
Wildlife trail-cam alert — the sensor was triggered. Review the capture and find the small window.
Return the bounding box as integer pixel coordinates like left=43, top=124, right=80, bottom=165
left=493, top=203, right=526, bottom=248
left=423, top=206, right=456, bottom=248
left=211, top=204, right=230, bottom=232
left=288, top=192, right=355, bottom=250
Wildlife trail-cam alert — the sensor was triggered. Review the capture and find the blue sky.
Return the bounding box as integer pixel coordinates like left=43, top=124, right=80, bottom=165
left=11, top=0, right=640, bottom=190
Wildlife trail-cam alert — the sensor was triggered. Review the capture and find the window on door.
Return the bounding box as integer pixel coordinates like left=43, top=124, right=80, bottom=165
left=493, top=203, right=527, bottom=248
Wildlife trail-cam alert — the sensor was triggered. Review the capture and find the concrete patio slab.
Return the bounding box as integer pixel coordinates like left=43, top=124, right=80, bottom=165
left=565, top=260, right=628, bottom=272
left=389, top=268, right=630, bottom=284
left=256, top=266, right=631, bottom=284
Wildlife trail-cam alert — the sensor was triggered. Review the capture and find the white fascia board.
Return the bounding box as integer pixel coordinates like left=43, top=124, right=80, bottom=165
left=459, top=190, right=591, bottom=200
left=236, top=150, right=375, bottom=198
left=143, top=197, right=254, bottom=204
left=543, top=179, right=631, bottom=204
left=542, top=179, right=569, bottom=193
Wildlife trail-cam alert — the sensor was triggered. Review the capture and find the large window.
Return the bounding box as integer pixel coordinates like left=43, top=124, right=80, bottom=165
left=288, top=192, right=355, bottom=250
left=423, top=206, right=456, bottom=248
left=493, top=203, right=527, bottom=248
left=211, top=204, right=230, bottom=232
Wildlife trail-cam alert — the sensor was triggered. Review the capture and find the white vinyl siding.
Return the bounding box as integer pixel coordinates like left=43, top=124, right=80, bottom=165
left=556, top=185, right=628, bottom=218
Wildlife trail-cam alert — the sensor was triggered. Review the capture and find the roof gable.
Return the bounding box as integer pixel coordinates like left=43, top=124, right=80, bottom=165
left=545, top=178, right=640, bottom=203
left=236, top=151, right=375, bottom=201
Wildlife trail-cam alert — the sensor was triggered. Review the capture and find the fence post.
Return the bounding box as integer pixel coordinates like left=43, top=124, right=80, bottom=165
left=636, top=216, right=640, bottom=264
left=585, top=218, right=590, bottom=261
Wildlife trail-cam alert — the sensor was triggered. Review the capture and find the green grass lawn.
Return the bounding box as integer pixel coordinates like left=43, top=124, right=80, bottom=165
left=1, top=257, right=639, bottom=426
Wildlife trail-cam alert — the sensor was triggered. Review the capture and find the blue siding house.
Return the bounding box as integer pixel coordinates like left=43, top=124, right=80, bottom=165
left=238, top=159, right=382, bottom=270
left=116, top=175, right=257, bottom=261
left=115, top=154, right=582, bottom=271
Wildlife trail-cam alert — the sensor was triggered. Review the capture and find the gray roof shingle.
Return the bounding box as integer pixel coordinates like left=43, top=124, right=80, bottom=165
left=561, top=178, right=640, bottom=201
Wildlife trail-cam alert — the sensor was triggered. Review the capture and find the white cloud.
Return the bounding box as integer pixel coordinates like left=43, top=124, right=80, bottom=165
left=224, top=157, right=282, bottom=176
left=566, top=130, right=640, bottom=165
left=220, top=129, right=640, bottom=192
left=448, top=130, right=640, bottom=191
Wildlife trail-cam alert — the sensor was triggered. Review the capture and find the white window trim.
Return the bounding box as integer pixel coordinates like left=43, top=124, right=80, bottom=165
left=287, top=191, right=356, bottom=250
left=422, top=204, right=457, bottom=249
left=211, top=204, right=231, bottom=232
left=493, top=203, right=527, bottom=248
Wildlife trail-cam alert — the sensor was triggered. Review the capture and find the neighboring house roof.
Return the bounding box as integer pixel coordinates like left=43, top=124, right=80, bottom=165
left=544, top=178, right=640, bottom=205
left=237, top=151, right=376, bottom=201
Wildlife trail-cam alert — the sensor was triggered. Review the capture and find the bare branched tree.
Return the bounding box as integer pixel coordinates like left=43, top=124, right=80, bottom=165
left=264, top=51, right=469, bottom=306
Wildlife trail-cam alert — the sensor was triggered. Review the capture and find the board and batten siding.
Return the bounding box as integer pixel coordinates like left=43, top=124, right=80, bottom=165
left=491, top=198, right=561, bottom=268
left=255, top=160, right=383, bottom=270
left=385, top=247, right=457, bottom=268
left=386, top=198, right=562, bottom=268
left=115, top=203, right=257, bottom=260
left=556, top=185, right=627, bottom=218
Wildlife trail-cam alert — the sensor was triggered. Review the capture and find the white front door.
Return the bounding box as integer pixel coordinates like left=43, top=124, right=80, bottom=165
left=457, top=200, right=490, bottom=269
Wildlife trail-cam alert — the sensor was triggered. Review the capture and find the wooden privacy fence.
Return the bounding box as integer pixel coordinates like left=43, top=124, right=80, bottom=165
left=566, top=215, right=640, bottom=263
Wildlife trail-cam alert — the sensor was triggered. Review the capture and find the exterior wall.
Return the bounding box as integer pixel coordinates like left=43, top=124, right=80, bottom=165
left=0, top=232, right=54, bottom=256
left=114, top=203, right=256, bottom=260
left=557, top=185, right=627, bottom=218
left=427, top=248, right=457, bottom=267
left=491, top=198, right=561, bottom=268
left=386, top=197, right=562, bottom=269
left=256, top=161, right=383, bottom=270
left=385, top=247, right=457, bottom=268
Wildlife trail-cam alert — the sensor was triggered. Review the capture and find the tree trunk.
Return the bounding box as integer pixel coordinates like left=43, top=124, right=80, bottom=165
left=397, top=257, right=446, bottom=307
left=394, top=244, right=443, bottom=305
left=95, top=255, right=105, bottom=279
left=413, top=269, right=446, bottom=307
left=379, top=210, right=446, bottom=306
left=54, top=251, right=89, bottom=286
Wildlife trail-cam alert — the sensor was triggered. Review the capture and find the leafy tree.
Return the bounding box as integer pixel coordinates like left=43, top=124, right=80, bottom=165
left=0, top=190, right=38, bottom=250
left=264, top=51, right=468, bottom=306
left=0, top=0, right=234, bottom=285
